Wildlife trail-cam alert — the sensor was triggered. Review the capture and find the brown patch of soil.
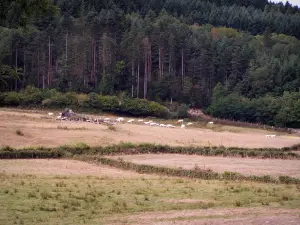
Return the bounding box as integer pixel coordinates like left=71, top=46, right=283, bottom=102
left=105, top=208, right=300, bottom=225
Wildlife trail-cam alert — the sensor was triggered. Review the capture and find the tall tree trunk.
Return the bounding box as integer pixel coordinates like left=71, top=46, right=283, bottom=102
left=159, top=47, right=161, bottom=79
left=91, top=38, right=94, bottom=81
left=23, top=49, right=26, bottom=88
left=161, top=47, right=164, bottom=79
left=169, top=50, right=171, bottom=76
left=137, top=62, right=140, bottom=98
left=131, top=59, right=134, bottom=97
left=65, top=31, right=68, bottom=63
left=148, top=42, right=151, bottom=81
left=15, top=46, right=18, bottom=91
left=42, top=49, right=45, bottom=89
left=181, top=48, right=184, bottom=87
left=159, top=47, right=164, bottom=79
left=143, top=37, right=150, bottom=99
left=93, top=37, right=96, bottom=85
left=37, top=48, right=40, bottom=88
left=47, top=36, right=51, bottom=88
left=144, top=49, right=148, bottom=99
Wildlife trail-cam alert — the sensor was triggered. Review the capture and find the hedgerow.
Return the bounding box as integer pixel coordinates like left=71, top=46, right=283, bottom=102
left=0, top=86, right=170, bottom=118
left=1, top=143, right=299, bottom=160
left=95, top=157, right=299, bottom=184
left=1, top=143, right=299, bottom=184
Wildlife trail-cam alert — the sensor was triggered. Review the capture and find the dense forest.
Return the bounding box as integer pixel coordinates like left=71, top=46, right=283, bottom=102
left=1, top=0, right=300, bottom=127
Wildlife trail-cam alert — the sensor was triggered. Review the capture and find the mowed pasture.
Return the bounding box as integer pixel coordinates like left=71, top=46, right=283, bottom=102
left=1, top=159, right=300, bottom=225
left=109, top=154, right=300, bottom=178
left=1, top=108, right=300, bottom=224
left=1, top=109, right=300, bottom=148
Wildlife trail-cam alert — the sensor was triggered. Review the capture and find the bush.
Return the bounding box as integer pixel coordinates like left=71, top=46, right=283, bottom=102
left=0, top=93, right=6, bottom=106
left=98, top=95, right=119, bottom=111
left=120, top=98, right=150, bottom=115
left=42, top=92, right=77, bottom=108
left=120, top=98, right=169, bottom=117
left=20, top=85, right=43, bottom=105
left=87, top=92, right=100, bottom=108
left=77, top=94, right=89, bottom=108
left=176, top=104, right=189, bottom=118
left=4, top=92, right=20, bottom=106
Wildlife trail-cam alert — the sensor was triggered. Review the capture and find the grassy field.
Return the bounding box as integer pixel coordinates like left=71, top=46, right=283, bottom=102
left=1, top=109, right=300, bottom=148
left=1, top=165, right=300, bottom=225
left=1, top=108, right=300, bottom=224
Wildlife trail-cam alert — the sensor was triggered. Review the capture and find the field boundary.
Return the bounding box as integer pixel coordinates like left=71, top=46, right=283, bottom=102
left=1, top=143, right=300, bottom=184
left=1, top=142, right=300, bottom=160
left=92, top=157, right=300, bottom=185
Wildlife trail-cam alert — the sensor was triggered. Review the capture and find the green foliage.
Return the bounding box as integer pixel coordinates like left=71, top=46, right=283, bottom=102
left=1, top=0, right=300, bottom=128
left=42, top=92, right=77, bottom=108
left=20, top=85, right=43, bottom=105
left=208, top=84, right=300, bottom=128
left=120, top=98, right=169, bottom=117
left=3, top=92, right=20, bottom=106
left=98, top=95, right=119, bottom=111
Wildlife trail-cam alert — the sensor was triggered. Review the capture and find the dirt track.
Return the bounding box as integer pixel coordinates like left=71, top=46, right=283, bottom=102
left=109, top=154, right=300, bottom=178
left=106, top=208, right=300, bottom=225
left=0, top=109, right=300, bottom=148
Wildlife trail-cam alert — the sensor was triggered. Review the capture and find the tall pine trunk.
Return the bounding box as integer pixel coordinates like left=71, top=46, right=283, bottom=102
left=131, top=59, right=135, bottom=97
left=137, top=62, right=140, bottom=98
left=23, top=49, right=26, bottom=88
left=181, top=48, right=184, bottom=87
left=47, top=36, right=51, bottom=88
left=15, top=46, right=18, bottom=91
left=144, top=49, right=148, bottom=99
left=37, top=48, right=40, bottom=88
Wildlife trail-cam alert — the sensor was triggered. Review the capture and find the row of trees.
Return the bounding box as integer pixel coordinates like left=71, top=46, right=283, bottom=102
left=1, top=0, right=300, bottom=126
left=208, top=83, right=300, bottom=128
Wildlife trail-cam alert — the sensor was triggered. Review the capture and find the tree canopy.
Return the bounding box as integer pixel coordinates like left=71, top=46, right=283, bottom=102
left=1, top=0, right=300, bottom=127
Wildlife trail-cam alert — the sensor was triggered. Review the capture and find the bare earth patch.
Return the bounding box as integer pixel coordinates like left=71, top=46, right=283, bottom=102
left=0, top=159, right=154, bottom=178
left=105, top=208, right=300, bottom=225
left=1, top=109, right=300, bottom=148
left=109, top=154, right=300, bottom=178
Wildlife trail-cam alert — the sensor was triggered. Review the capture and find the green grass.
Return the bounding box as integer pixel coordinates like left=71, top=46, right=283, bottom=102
left=0, top=172, right=300, bottom=225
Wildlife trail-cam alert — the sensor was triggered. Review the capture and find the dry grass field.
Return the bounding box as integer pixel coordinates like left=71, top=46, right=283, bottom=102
left=109, top=154, right=300, bottom=178
left=1, top=108, right=300, bottom=148
left=0, top=159, right=300, bottom=225
left=1, top=108, right=300, bottom=225
left=0, top=159, right=155, bottom=178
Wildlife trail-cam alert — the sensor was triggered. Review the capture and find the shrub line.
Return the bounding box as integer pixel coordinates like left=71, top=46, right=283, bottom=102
left=0, top=142, right=300, bottom=160
left=95, top=157, right=300, bottom=185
